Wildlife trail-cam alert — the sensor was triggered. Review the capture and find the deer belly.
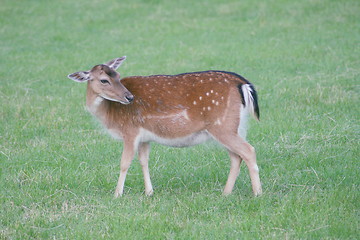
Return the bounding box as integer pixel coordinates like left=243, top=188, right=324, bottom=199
left=139, top=128, right=211, bottom=147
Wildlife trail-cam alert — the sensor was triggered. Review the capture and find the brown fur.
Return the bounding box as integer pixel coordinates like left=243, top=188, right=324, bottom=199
left=68, top=58, right=262, bottom=197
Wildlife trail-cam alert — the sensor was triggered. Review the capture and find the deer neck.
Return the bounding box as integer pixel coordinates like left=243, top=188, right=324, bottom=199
left=86, top=83, right=105, bottom=115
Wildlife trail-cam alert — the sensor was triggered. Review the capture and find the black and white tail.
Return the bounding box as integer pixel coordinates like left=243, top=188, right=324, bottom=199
left=241, top=83, right=260, bottom=120
left=238, top=83, right=260, bottom=139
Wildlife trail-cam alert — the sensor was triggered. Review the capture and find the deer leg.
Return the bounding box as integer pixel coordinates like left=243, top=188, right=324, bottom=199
left=210, top=132, right=262, bottom=196
left=114, top=140, right=137, bottom=198
left=223, top=150, right=242, bottom=195
left=138, top=142, right=153, bottom=196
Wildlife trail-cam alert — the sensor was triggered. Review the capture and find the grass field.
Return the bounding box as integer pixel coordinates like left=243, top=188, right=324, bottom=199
left=1, top=0, right=359, bottom=239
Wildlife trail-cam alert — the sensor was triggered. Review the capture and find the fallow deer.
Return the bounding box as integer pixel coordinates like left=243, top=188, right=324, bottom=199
left=68, top=56, right=262, bottom=197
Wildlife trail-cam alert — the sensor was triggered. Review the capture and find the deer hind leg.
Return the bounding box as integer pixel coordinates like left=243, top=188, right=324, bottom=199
left=138, top=142, right=153, bottom=196
left=210, top=131, right=262, bottom=196
left=114, top=140, right=137, bottom=198
left=223, top=150, right=242, bottom=195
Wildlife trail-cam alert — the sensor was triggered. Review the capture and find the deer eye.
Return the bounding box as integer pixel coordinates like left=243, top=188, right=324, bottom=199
left=100, top=79, right=110, bottom=84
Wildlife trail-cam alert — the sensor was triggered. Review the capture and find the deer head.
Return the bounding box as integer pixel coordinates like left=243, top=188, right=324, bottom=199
left=68, top=56, right=134, bottom=104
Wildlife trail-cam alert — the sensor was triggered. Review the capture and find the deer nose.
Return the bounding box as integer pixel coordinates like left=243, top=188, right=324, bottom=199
left=125, top=93, right=134, bottom=103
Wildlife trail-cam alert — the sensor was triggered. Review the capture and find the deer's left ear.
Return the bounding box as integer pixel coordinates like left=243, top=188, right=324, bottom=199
left=67, top=71, right=90, bottom=82
left=105, top=56, right=126, bottom=70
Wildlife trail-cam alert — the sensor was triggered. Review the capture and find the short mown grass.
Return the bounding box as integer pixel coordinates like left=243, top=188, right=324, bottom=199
left=1, top=0, right=359, bottom=239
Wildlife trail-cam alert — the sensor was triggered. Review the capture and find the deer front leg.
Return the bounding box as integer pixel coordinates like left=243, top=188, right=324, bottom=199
left=138, top=142, right=153, bottom=196
left=114, top=140, right=137, bottom=198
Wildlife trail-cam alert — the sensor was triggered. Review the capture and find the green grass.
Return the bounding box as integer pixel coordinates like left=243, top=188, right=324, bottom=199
left=1, top=0, right=359, bottom=239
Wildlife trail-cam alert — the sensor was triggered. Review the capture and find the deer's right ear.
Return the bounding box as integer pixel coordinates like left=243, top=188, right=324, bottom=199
left=67, top=71, right=90, bottom=82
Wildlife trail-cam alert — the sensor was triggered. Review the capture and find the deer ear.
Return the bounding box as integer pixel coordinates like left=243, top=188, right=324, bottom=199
left=67, top=71, right=90, bottom=82
left=105, top=56, right=126, bottom=70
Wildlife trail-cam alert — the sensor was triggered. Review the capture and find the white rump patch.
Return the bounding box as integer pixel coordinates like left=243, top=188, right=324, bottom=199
left=238, top=84, right=257, bottom=139
left=238, top=105, right=248, bottom=139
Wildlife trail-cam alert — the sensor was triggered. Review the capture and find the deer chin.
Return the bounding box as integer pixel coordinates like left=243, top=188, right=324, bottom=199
left=100, top=94, right=131, bottom=105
